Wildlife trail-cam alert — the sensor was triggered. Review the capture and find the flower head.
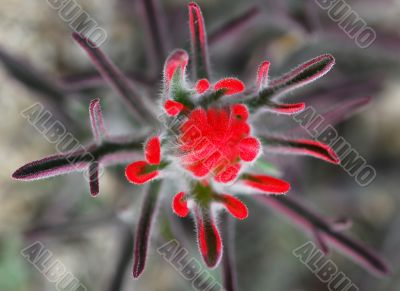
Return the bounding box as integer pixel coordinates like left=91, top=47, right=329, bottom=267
left=178, top=105, right=260, bottom=183
left=124, top=32, right=339, bottom=268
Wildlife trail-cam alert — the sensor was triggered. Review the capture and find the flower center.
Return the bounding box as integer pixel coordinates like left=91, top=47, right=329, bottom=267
left=177, top=104, right=260, bottom=183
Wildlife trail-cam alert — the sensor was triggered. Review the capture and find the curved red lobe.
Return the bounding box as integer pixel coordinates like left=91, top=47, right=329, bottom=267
left=267, top=138, right=340, bottom=164
left=164, top=100, right=184, bottom=116
left=269, top=102, right=305, bottom=114
left=125, top=161, right=158, bottom=184
left=145, top=137, right=161, bottom=165
left=232, top=104, right=249, bottom=121
left=187, top=161, right=211, bottom=178
left=187, top=151, right=221, bottom=178
left=214, top=78, right=245, bottom=95
left=244, top=174, right=290, bottom=194
left=172, top=192, right=190, bottom=217
left=238, top=137, right=260, bottom=162
left=286, top=139, right=339, bottom=164
left=214, top=163, right=241, bottom=183
left=196, top=78, right=210, bottom=94
left=164, top=50, right=188, bottom=83
left=196, top=211, right=222, bottom=268
left=220, top=194, right=248, bottom=220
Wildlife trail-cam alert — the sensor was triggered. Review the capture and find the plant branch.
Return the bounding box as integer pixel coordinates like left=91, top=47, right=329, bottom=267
left=255, top=194, right=390, bottom=276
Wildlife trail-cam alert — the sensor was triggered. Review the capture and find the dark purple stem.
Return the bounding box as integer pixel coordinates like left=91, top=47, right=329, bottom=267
left=221, top=214, right=238, bottom=291
left=208, top=6, right=261, bottom=45
left=89, top=161, right=100, bottom=196
left=24, top=213, right=117, bottom=239
left=107, top=223, right=134, bottom=291
left=12, top=137, right=143, bottom=181
left=133, top=180, right=162, bottom=278
left=60, top=71, right=156, bottom=92
left=138, top=0, right=169, bottom=72
left=72, top=32, right=156, bottom=124
left=255, top=195, right=390, bottom=276
left=0, top=46, right=78, bottom=129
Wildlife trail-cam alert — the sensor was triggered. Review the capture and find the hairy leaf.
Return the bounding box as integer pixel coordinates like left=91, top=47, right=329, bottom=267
left=189, top=3, right=210, bottom=79
left=248, top=54, right=335, bottom=109
left=133, top=180, right=162, bottom=278
left=260, top=136, right=339, bottom=164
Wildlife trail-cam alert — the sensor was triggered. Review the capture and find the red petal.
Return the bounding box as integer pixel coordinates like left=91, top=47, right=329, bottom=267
left=287, top=139, right=339, bottom=164
left=125, top=161, right=159, bottom=184
left=267, top=102, right=305, bottom=114
left=244, top=175, right=290, bottom=194
left=187, top=152, right=221, bottom=178
left=231, top=104, right=249, bottom=121
left=164, top=99, right=184, bottom=116
left=214, top=78, right=245, bottom=95
left=192, top=164, right=210, bottom=177
left=172, top=192, right=190, bottom=217
left=231, top=120, right=250, bottom=136
left=257, top=61, right=270, bottom=90
left=196, top=209, right=222, bottom=268
left=214, top=163, right=241, bottom=183
left=189, top=139, right=218, bottom=162
left=239, top=137, right=260, bottom=162
left=187, top=161, right=210, bottom=178
left=220, top=194, right=248, bottom=220
left=145, top=136, right=161, bottom=165
left=264, top=137, right=340, bottom=164
left=195, top=78, right=210, bottom=94
left=164, top=49, right=188, bottom=83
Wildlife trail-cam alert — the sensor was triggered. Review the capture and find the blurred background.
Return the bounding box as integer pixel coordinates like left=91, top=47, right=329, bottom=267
left=0, top=0, right=399, bottom=290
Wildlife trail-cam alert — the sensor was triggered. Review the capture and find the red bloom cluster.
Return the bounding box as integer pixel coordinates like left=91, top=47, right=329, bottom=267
left=179, top=105, right=260, bottom=183
left=124, top=50, right=293, bottom=267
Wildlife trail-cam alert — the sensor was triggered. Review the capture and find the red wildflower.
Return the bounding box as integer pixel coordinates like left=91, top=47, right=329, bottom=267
left=178, top=105, right=260, bottom=183
left=121, top=43, right=337, bottom=269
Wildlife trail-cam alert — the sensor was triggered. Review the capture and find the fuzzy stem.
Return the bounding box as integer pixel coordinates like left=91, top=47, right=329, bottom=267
left=72, top=32, right=157, bottom=124
left=133, top=180, right=162, bottom=278
left=12, top=135, right=145, bottom=181
left=209, top=6, right=260, bottom=45
left=221, top=214, right=238, bottom=291
left=255, top=195, right=390, bottom=276
left=139, top=0, right=169, bottom=72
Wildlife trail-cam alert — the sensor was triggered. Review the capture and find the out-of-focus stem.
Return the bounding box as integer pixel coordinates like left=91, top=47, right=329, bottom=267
left=255, top=194, right=390, bottom=276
